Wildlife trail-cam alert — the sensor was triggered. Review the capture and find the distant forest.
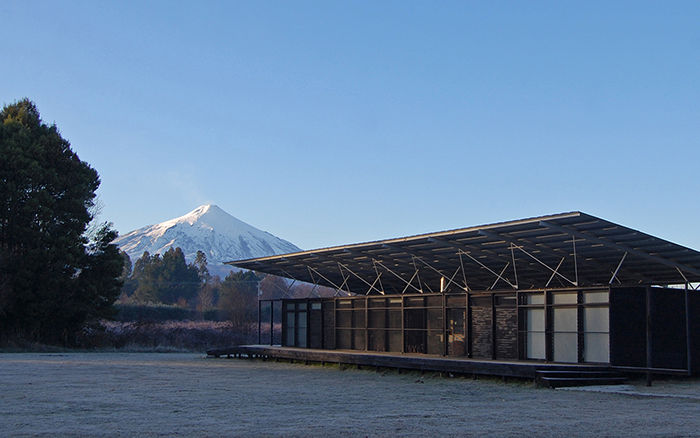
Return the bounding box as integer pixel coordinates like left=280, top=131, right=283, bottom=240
left=117, top=248, right=334, bottom=326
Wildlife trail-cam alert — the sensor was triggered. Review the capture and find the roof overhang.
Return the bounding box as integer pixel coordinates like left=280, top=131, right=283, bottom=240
left=227, top=212, right=700, bottom=294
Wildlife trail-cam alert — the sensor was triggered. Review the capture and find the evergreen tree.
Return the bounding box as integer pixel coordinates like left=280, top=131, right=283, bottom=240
left=132, top=248, right=200, bottom=305
left=193, top=250, right=210, bottom=283
left=218, top=271, right=259, bottom=329
left=0, top=99, right=123, bottom=344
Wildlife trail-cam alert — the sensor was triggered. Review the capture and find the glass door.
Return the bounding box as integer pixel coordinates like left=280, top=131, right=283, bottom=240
left=447, top=308, right=466, bottom=356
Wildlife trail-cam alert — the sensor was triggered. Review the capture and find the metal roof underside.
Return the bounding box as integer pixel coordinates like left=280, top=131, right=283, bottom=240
left=227, top=212, right=700, bottom=294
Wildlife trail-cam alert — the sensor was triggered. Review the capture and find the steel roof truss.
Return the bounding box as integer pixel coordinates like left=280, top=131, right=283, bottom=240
left=490, top=262, right=512, bottom=291
left=545, top=257, right=566, bottom=288
left=337, top=262, right=384, bottom=295
left=478, top=229, right=576, bottom=287
left=540, top=221, right=700, bottom=278
left=372, top=260, right=385, bottom=294
left=372, top=259, right=422, bottom=294
left=608, top=252, right=627, bottom=285
left=458, top=251, right=471, bottom=291
left=412, top=255, right=464, bottom=292
left=459, top=250, right=516, bottom=289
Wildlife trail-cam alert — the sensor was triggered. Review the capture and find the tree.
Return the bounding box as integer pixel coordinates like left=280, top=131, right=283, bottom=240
left=218, top=271, right=259, bottom=329
left=118, top=251, right=137, bottom=298
left=131, top=247, right=200, bottom=305
left=0, top=99, right=124, bottom=344
left=259, top=274, right=290, bottom=299
left=193, top=250, right=210, bottom=283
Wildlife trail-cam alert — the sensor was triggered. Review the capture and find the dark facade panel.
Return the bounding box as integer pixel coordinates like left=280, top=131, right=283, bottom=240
left=495, top=304, right=518, bottom=359
left=470, top=296, right=492, bottom=359
left=322, top=301, right=335, bottom=349
left=691, top=292, right=700, bottom=374
left=610, top=287, right=647, bottom=367
left=650, top=287, right=687, bottom=370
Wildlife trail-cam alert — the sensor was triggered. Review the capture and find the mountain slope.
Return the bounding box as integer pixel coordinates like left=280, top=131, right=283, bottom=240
left=113, top=205, right=301, bottom=276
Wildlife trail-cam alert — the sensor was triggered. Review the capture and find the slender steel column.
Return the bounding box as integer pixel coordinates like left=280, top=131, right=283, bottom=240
left=685, top=282, right=692, bottom=375
left=646, top=286, right=653, bottom=386
left=257, top=299, right=262, bottom=345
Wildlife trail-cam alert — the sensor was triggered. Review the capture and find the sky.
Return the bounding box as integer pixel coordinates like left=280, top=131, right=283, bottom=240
left=2, top=1, right=699, bottom=251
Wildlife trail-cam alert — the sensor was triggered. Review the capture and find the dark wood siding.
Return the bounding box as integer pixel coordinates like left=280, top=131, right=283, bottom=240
left=691, top=292, right=700, bottom=374
left=610, top=287, right=646, bottom=367
left=309, top=303, right=323, bottom=349
left=471, top=296, right=492, bottom=359
left=611, top=286, right=690, bottom=370
left=650, top=287, right=687, bottom=370
left=495, top=305, right=517, bottom=359
left=322, top=301, right=335, bottom=350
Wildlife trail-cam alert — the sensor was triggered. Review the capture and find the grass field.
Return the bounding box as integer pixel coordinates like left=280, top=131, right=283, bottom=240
left=1, top=353, right=698, bottom=437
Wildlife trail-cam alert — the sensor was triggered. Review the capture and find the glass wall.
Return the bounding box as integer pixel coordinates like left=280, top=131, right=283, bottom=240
left=552, top=292, right=578, bottom=363
left=281, top=288, right=610, bottom=364
left=520, top=293, right=545, bottom=360
left=583, top=291, right=609, bottom=363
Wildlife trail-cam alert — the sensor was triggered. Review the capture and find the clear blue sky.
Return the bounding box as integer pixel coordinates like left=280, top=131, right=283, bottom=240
left=2, top=1, right=699, bottom=251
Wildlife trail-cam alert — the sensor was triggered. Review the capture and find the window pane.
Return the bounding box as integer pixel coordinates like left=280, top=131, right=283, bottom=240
left=427, top=331, right=443, bottom=355
left=368, top=310, right=386, bottom=328
left=353, top=329, right=365, bottom=350
left=584, top=333, right=609, bottom=363
left=337, top=300, right=352, bottom=308
left=388, top=310, right=402, bottom=329
left=584, top=307, right=609, bottom=332
left=388, top=298, right=402, bottom=307
left=526, top=332, right=546, bottom=359
left=336, top=310, right=351, bottom=328
left=368, top=298, right=386, bottom=308
left=525, top=293, right=544, bottom=305
left=553, top=332, right=578, bottom=362
left=426, top=296, right=442, bottom=307
left=285, top=312, right=295, bottom=347
left=553, top=308, right=577, bottom=332
left=368, top=329, right=386, bottom=351
left=387, top=330, right=402, bottom=352
left=405, top=330, right=425, bottom=353
left=406, top=297, right=424, bottom=307
left=297, top=328, right=307, bottom=348
left=405, top=309, right=425, bottom=329
left=336, top=329, right=351, bottom=349
left=298, top=311, right=307, bottom=328
left=584, top=292, right=608, bottom=304
left=526, top=308, right=545, bottom=332
left=447, top=295, right=466, bottom=307
left=427, top=309, right=443, bottom=330
left=353, top=309, right=365, bottom=327
left=552, top=293, right=577, bottom=304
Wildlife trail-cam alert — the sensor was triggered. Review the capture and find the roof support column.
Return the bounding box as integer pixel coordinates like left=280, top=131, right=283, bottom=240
left=609, top=252, right=628, bottom=285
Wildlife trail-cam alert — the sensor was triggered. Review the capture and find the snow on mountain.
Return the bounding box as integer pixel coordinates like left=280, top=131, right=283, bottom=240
left=113, top=204, right=301, bottom=277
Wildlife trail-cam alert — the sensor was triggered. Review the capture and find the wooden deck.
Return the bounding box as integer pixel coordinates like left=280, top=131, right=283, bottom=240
left=206, top=345, right=614, bottom=380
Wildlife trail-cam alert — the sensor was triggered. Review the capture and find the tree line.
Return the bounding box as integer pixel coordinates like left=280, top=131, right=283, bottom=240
left=118, top=248, right=261, bottom=328
left=117, top=248, right=333, bottom=328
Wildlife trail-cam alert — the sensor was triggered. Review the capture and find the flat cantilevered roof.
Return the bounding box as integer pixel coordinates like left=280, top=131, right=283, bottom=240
left=227, top=212, right=700, bottom=294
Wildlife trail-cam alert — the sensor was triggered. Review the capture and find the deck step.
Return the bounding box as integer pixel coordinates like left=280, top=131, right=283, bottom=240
left=536, top=369, right=627, bottom=388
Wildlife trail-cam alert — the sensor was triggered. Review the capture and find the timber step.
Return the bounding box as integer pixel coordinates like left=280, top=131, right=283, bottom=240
left=536, top=370, right=627, bottom=388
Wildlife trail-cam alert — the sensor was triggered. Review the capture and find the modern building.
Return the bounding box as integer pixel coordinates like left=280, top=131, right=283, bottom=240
left=226, top=212, right=700, bottom=377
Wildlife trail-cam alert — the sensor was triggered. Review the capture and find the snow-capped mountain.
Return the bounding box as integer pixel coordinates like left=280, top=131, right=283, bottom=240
left=113, top=204, right=301, bottom=277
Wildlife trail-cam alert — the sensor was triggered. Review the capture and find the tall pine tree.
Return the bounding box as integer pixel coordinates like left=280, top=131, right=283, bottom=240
left=0, top=99, right=123, bottom=344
